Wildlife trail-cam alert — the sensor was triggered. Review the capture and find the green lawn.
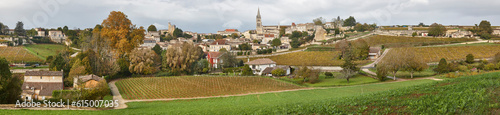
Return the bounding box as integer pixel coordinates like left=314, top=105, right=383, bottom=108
left=304, top=72, right=379, bottom=87
left=369, top=66, right=436, bottom=78
left=0, top=79, right=435, bottom=114
left=23, top=44, right=66, bottom=59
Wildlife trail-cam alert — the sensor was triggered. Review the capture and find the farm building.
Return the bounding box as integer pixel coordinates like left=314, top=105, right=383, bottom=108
left=21, top=71, right=64, bottom=101
left=368, top=47, right=382, bottom=60
left=245, top=58, right=277, bottom=75
left=73, top=74, right=105, bottom=89
left=261, top=65, right=292, bottom=76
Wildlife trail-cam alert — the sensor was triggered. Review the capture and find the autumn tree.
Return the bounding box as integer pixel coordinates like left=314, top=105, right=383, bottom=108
left=378, top=49, right=404, bottom=80
left=162, top=42, right=202, bottom=74
left=351, top=39, right=370, bottom=60
left=68, top=59, right=85, bottom=87
left=129, top=49, right=160, bottom=75
left=100, top=11, right=145, bottom=58
left=400, top=47, right=428, bottom=78
left=428, top=23, right=447, bottom=37
left=295, top=66, right=312, bottom=82
left=335, top=40, right=349, bottom=58
left=147, top=24, right=157, bottom=32
left=493, top=52, right=500, bottom=63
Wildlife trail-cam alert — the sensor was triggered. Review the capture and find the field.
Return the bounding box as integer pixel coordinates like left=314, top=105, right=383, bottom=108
left=364, top=35, right=477, bottom=47
left=253, top=72, right=500, bottom=114
left=381, top=27, right=429, bottom=30
left=0, top=78, right=435, bottom=114
left=390, top=45, right=500, bottom=62
left=369, top=66, right=436, bottom=78
left=246, top=51, right=370, bottom=66
left=24, top=44, right=66, bottom=58
left=0, top=47, right=44, bottom=63
left=115, top=76, right=302, bottom=100
left=304, top=73, right=379, bottom=87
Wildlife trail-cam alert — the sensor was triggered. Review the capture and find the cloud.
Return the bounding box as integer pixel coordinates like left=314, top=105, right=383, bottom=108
left=0, top=0, right=499, bottom=33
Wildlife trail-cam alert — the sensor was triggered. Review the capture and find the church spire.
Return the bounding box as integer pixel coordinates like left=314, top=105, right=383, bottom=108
left=257, top=7, right=261, bottom=18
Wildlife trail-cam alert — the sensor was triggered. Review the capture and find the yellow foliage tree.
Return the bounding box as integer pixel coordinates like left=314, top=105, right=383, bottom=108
left=100, top=11, right=145, bottom=58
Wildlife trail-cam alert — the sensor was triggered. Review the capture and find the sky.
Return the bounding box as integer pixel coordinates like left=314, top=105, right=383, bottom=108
left=0, top=0, right=499, bottom=33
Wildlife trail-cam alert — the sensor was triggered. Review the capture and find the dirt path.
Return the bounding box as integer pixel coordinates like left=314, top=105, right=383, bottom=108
left=108, top=80, right=127, bottom=109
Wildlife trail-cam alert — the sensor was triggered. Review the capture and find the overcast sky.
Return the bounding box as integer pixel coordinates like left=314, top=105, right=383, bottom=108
left=1, top=0, right=499, bottom=33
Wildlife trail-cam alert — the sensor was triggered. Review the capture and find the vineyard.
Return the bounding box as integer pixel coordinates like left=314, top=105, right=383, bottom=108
left=24, top=44, right=66, bottom=58
left=247, top=51, right=370, bottom=66
left=390, top=45, right=500, bottom=63
left=115, top=76, right=302, bottom=100
left=0, top=47, right=44, bottom=63
left=364, top=35, right=477, bottom=47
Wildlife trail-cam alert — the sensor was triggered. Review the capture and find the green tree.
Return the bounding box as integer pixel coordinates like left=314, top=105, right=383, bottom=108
left=343, top=16, right=357, bottom=26
left=351, top=39, right=369, bottom=60
left=428, top=23, right=447, bottom=37
left=271, top=68, right=286, bottom=76
left=477, top=20, right=493, bottom=39
left=376, top=64, right=388, bottom=81
left=219, top=52, right=238, bottom=68
left=340, top=43, right=359, bottom=83
left=241, top=65, right=254, bottom=76
left=434, top=58, right=448, bottom=74
left=152, top=44, right=162, bottom=55
left=27, top=28, right=37, bottom=36
left=231, top=33, right=239, bottom=38
left=401, top=48, right=428, bottom=78
left=466, top=54, right=474, bottom=64
left=196, top=34, right=201, bottom=43
left=271, top=38, right=281, bottom=47
left=313, top=17, right=325, bottom=25
left=14, top=21, right=26, bottom=36
left=147, top=24, right=157, bottom=32
left=62, top=26, right=69, bottom=34
left=238, top=43, right=251, bottom=51
left=0, top=58, right=22, bottom=104
left=412, top=32, right=417, bottom=37
left=172, top=28, right=183, bottom=38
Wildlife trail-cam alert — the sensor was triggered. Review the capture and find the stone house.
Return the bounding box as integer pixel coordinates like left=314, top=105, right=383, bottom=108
left=48, top=31, right=66, bottom=43
left=245, top=58, right=276, bottom=75
left=209, top=39, right=231, bottom=52
left=73, top=74, right=105, bottom=89
left=368, top=47, right=382, bottom=60
left=145, top=31, right=161, bottom=43
left=21, top=71, right=64, bottom=101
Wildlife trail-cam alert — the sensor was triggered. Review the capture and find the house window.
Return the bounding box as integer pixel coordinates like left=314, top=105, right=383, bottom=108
left=252, top=65, right=256, bottom=69
left=40, top=76, right=42, bottom=79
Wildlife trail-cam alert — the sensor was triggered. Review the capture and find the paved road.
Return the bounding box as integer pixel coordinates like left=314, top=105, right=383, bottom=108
left=11, top=68, right=50, bottom=73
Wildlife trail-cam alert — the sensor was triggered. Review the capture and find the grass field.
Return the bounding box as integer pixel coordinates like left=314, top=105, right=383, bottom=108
left=246, top=51, right=370, bottom=66
left=24, top=44, right=66, bottom=59
left=381, top=27, right=429, bottom=30
left=0, top=78, right=435, bottom=114
left=365, top=35, right=477, bottom=47
left=115, top=76, right=302, bottom=100
left=0, top=47, right=44, bottom=63
left=305, top=73, right=379, bottom=87
left=369, top=66, right=436, bottom=78
left=390, top=45, right=500, bottom=63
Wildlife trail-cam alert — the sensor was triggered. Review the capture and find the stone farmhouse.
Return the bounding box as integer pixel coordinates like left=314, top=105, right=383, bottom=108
left=73, top=74, right=105, bottom=89
left=48, top=30, right=67, bottom=43
left=209, top=39, right=231, bottom=52
left=21, top=71, right=64, bottom=101
left=368, top=47, right=382, bottom=60
left=245, top=58, right=277, bottom=75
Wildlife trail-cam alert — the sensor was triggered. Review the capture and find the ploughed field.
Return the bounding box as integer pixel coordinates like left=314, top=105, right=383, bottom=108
left=115, top=76, right=302, bottom=99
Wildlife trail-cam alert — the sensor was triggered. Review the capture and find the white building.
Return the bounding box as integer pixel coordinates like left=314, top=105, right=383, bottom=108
left=245, top=58, right=276, bottom=75
left=48, top=31, right=66, bottom=43
left=145, top=31, right=161, bottom=42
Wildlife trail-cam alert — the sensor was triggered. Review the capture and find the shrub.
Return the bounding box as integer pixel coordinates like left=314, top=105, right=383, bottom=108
left=324, top=72, right=333, bottom=77
left=484, top=63, right=496, bottom=71
left=271, top=68, right=286, bottom=77
left=458, top=65, right=468, bottom=72
left=466, top=54, right=474, bottom=64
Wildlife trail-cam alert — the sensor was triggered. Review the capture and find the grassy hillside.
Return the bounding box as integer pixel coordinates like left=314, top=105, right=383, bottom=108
left=1, top=79, right=435, bottom=114
left=24, top=44, right=66, bottom=59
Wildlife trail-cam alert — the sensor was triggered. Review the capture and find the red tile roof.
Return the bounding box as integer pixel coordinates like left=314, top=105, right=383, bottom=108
left=210, top=39, right=228, bottom=45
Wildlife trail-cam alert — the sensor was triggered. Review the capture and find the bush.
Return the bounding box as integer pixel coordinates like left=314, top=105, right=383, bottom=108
left=271, top=68, right=286, bottom=77
left=324, top=72, right=333, bottom=77
left=484, top=63, right=496, bottom=71
left=458, top=65, right=468, bottom=72
left=466, top=54, right=474, bottom=64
